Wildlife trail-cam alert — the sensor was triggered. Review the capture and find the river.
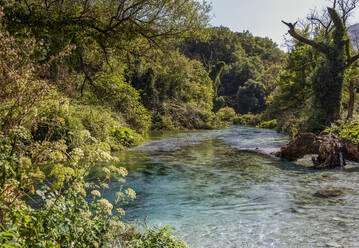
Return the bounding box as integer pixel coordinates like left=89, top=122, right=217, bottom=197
left=104, top=126, right=359, bottom=248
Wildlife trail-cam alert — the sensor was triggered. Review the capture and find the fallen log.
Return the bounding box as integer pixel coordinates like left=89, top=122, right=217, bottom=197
left=274, top=132, right=359, bottom=169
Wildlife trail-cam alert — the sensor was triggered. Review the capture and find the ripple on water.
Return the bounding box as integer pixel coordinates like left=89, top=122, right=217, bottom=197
left=104, top=126, right=359, bottom=248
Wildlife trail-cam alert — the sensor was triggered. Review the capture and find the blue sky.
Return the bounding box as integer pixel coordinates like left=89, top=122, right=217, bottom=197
left=210, top=0, right=359, bottom=49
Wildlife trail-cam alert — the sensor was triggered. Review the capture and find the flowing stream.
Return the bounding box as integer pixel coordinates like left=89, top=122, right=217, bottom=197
left=104, top=126, right=359, bottom=248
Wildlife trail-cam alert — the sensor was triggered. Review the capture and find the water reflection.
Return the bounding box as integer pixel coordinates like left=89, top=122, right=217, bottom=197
left=104, top=126, right=359, bottom=248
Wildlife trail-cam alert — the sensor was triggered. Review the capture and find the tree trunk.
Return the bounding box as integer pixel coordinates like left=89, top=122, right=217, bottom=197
left=328, top=105, right=341, bottom=124
left=275, top=132, right=359, bottom=169
left=347, top=81, right=355, bottom=120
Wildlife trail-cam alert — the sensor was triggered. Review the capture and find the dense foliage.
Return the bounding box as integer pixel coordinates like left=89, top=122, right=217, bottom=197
left=266, top=40, right=316, bottom=136
left=181, top=27, right=285, bottom=115
left=131, top=50, right=215, bottom=130
left=325, top=121, right=359, bottom=142
left=0, top=0, right=214, bottom=245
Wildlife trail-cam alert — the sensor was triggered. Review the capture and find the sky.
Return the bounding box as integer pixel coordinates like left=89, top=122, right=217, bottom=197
left=210, top=0, right=359, bottom=49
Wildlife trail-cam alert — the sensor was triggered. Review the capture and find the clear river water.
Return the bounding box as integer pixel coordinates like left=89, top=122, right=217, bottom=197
left=104, top=126, right=359, bottom=248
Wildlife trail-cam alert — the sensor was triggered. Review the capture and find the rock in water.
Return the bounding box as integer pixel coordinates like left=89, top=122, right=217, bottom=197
left=314, top=189, right=343, bottom=198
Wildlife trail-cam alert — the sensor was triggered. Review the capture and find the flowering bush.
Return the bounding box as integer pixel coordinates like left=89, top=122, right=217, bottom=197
left=0, top=5, right=185, bottom=247
left=1, top=158, right=137, bottom=247
left=0, top=9, right=135, bottom=246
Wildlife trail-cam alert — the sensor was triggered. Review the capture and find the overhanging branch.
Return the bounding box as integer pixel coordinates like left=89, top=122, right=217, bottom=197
left=282, top=20, right=330, bottom=53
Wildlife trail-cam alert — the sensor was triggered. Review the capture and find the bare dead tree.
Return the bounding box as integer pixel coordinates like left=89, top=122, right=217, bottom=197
left=334, top=0, right=359, bottom=24
left=307, top=0, right=359, bottom=38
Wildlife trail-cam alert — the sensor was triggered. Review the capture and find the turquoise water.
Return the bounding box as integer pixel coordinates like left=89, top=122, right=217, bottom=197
left=105, top=126, right=359, bottom=248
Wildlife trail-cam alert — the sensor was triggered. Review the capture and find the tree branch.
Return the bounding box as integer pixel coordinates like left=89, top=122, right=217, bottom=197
left=348, top=53, right=359, bottom=65
left=282, top=20, right=329, bottom=53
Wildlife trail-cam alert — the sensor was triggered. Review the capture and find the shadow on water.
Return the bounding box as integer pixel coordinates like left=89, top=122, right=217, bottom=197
left=104, top=126, right=359, bottom=248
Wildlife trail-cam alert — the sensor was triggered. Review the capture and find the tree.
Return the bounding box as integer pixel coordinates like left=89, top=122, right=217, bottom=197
left=131, top=50, right=214, bottom=129
left=2, top=0, right=211, bottom=47
left=236, top=79, right=266, bottom=114
left=209, top=61, right=226, bottom=112
left=345, top=61, right=359, bottom=119
left=209, top=61, right=225, bottom=97
left=180, top=26, right=245, bottom=69
left=282, top=0, right=359, bottom=126
left=1, top=0, right=211, bottom=89
left=0, top=10, right=50, bottom=136
left=267, top=43, right=314, bottom=107
left=180, top=27, right=285, bottom=114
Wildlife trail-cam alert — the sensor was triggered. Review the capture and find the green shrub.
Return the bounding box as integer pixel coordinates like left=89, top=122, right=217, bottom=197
left=32, top=100, right=143, bottom=157
left=236, top=79, right=266, bottom=114
left=123, top=225, right=187, bottom=248
left=216, top=107, right=237, bottom=123
left=233, top=113, right=262, bottom=126
left=213, top=96, right=226, bottom=113
left=152, top=115, right=177, bottom=130
left=86, top=72, right=151, bottom=134
left=256, top=119, right=277, bottom=129
left=112, top=127, right=143, bottom=147
left=325, top=121, right=359, bottom=143
left=66, top=103, right=134, bottom=152
left=1, top=156, right=135, bottom=247
left=153, top=100, right=214, bottom=130
left=134, top=50, right=215, bottom=131
left=301, top=115, right=328, bottom=134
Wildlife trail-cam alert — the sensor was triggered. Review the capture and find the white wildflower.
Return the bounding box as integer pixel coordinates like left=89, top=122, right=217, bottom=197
left=125, top=188, right=136, bottom=200
left=70, top=148, right=84, bottom=162
left=82, top=211, right=92, bottom=218
left=109, top=165, right=128, bottom=176
left=116, top=191, right=124, bottom=199
left=45, top=200, right=54, bottom=210
left=102, top=167, right=111, bottom=176
left=74, top=182, right=86, bottom=196
left=97, top=198, right=113, bottom=215
left=99, top=150, right=113, bottom=161
left=92, top=241, right=99, bottom=248
left=117, top=178, right=126, bottom=183
left=117, top=221, right=126, bottom=231
left=100, top=183, right=109, bottom=189
left=118, top=167, right=128, bottom=177
left=116, top=208, right=125, bottom=217
left=80, top=130, right=92, bottom=140
left=91, top=190, right=101, bottom=198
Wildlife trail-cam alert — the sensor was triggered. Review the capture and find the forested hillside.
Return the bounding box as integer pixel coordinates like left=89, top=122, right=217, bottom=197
left=181, top=27, right=285, bottom=114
